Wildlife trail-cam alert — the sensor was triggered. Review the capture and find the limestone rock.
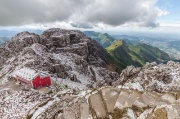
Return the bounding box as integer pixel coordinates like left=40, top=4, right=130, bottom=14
left=100, top=87, right=120, bottom=113
left=146, top=107, right=168, bottom=119
left=114, top=61, right=180, bottom=93
left=0, top=28, right=119, bottom=91
left=88, top=91, right=108, bottom=119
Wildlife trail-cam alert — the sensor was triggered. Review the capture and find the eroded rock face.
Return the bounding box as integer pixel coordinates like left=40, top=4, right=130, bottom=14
left=0, top=28, right=119, bottom=90
left=113, top=61, right=180, bottom=92
left=26, top=87, right=180, bottom=119
left=0, top=47, right=10, bottom=66
left=5, top=32, right=43, bottom=52
left=116, top=65, right=141, bottom=85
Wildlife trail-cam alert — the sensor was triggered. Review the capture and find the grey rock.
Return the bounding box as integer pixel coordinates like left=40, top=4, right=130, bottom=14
left=0, top=28, right=119, bottom=91
left=114, top=61, right=180, bottom=92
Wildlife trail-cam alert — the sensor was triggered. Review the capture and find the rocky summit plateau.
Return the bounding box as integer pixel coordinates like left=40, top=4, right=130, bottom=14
left=0, top=28, right=119, bottom=90
left=0, top=28, right=180, bottom=119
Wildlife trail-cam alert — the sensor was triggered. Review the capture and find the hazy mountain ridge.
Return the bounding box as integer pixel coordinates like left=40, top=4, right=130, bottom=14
left=0, top=37, right=10, bottom=45
left=84, top=31, right=117, bottom=48
left=0, top=29, right=43, bottom=46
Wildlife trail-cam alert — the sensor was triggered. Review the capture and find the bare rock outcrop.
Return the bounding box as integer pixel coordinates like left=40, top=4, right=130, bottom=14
left=113, top=61, right=180, bottom=92
left=0, top=28, right=119, bottom=90
left=26, top=87, right=180, bottom=119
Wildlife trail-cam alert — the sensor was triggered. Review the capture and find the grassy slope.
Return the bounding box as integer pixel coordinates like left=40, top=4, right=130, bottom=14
left=106, top=40, right=128, bottom=69
left=129, top=44, right=170, bottom=64
left=106, top=40, right=170, bottom=68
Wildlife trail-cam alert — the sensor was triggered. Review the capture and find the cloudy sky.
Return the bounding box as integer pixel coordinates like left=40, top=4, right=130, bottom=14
left=0, top=0, right=179, bottom=33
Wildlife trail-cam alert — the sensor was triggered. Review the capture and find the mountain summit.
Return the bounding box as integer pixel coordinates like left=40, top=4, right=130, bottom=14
left=0, top=28, right=119, bottom=90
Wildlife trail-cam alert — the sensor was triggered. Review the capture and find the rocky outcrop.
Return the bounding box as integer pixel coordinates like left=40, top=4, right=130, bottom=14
left=0, top=47, right=10, bottom=66
left=116, top=65, right=141, bottom=85
left=26, top=87, right=180, bottom=119
left=0, top=28, right=119, bottom=90
left=4, top=32, right=44, bottom=53
left=113, top=61, right=180, bottom=92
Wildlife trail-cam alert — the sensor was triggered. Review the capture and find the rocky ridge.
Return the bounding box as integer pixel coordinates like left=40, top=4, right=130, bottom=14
left=0, top=28, right=119, bottom=90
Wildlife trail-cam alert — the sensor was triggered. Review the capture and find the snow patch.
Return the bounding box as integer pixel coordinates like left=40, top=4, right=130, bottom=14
left=123, top=82, right=144, bottom=91
left=31, top=99, right=58, bottom=119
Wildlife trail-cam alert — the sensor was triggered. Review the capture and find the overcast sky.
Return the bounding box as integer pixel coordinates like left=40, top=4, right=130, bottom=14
left=0, top=0, right=179, bottom=33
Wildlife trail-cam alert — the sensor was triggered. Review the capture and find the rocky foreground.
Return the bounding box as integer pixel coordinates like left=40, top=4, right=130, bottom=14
left=0, top=89, right=51, bottom=118
left=27, top=87, right=180, bottom=119
left=114, top=61, right=180, bottom=92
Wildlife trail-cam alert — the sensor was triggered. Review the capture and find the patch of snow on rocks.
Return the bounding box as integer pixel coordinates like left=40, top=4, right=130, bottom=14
left=127, top=108, right=136, bottom=119
left=122, top=82, right=144, bottom=91
left=31, top=98, right=58, bottom=119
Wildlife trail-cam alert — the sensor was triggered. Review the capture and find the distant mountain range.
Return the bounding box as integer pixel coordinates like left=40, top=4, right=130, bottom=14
left=0, top=37, right=10, bottom=45
left=0, top=29, right=43, bottom=37
left=0, top=30, right=18, bottom=37
left=84, top=31, right=117, bottom=48
left=84, top=31, right=171, bottom=68
left=111, top=33, right=180, bottom=59
left=0, top=29, right=43, bottom=46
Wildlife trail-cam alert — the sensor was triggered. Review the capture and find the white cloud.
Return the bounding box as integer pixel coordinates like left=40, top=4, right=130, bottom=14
left=160, top=22, right=180, bottom=27
left=157, top=8, right=169, bottom=16
left=0, top=0, right=168, bottom=28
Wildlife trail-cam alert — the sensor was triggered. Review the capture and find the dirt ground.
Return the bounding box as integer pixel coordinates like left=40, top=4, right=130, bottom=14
left=0, top=79, right=26, bottom=92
